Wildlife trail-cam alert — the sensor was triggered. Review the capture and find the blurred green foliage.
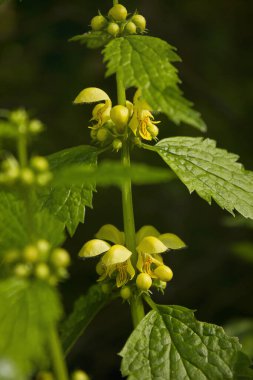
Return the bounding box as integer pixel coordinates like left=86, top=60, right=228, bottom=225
left=1, top=0, right=253, bottom=378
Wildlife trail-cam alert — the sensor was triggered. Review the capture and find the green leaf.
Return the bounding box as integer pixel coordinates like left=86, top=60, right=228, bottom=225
left=152, top=137, right=253, bottom=219
left=225, top=319, right=253, bottom=359
left=0, top=278, right=62, bottom=377
left=39, top=145, right=98, bottom=236
left=54, top=160, right=175, bottom=187
left=0, top=191, right=65, bottom=255
left=69, top=31, right=112, bottom=49
left=120, top=304, right=253, bottom=380
left=61, top=284, right=110, bottom=355
left=103, top=35, right=206, bottom=132
left=0, top=121, right=18, bottom=139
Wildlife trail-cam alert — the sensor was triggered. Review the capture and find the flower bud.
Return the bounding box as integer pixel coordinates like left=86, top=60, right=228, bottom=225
left=90, top=128, right=97, bottom=140
left=147, top=123, right=159, bottom=138
left=112, top=139, right=122, bottom=152
left=110, top=105, right=129, bottom=132
left=23, top=245, right=39, bottom=263
left=107, top=22, right=120, bottom=37
left=136, top=273, right=152, bottom=290
left=101, top=283, right=112, bottom=294
left=20, top=168, right=35, bottom=185
left=10, top=109, right=28, bottom=125
left=108, top=4, right=127, bottom=21
left=36, top=239, right=51, bottom=260
left=154, top=265, right=173, bottom=282
left=132, top=14, right=146, bottom=32
left=35, top=263, right=50, bottom=280
left=51, top=248, right=71, bottom=268
left=36, top=371, right=54, bottom=380
left=29, top=119, right=44, bottom=134
left=71, top=370, right=90, bottom=380
left=90, top=15, right=107, bottom=31
left=120, top=286, right=132, bottom=300
left=14, top=263, right=31, bottom=278
left=96, top=128, right=110, bottom=142
left=36, top=172, right=53, bottom=186
left=125, top=21, right=137, bottom=34
left=30, top=156, right=49, bottom=172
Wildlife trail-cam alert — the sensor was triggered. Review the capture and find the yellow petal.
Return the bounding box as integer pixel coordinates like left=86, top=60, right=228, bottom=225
left=133, top=89, right=152, bottom=111
left=79, top=239, right=111, bottom=258
left=128, top=111, right=139, bottom=135
left=159, top=233, right=186, bottom=250
left=137, top=236, right=168, bottom=255
left=135, top=225, right=160, bottom=245
left=95, top=224, right=125, bottom=245
left=127, top=259, right=135, bottom=280
left=102, top=245, right=132, bottom=267
left=74, top=87, right=110, bottom=104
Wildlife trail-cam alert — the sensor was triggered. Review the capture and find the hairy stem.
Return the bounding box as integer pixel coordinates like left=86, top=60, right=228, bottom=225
left=116, top=70, right=145, bottom=327
left=49, top=325, right=69, bottom=380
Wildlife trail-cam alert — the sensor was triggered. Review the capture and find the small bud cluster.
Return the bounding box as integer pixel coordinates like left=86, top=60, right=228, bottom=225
left=0, top=155, right=52, bottom=187
left=10, top=109, right=44, bottom=136
left=36, top=369, right=90, bottom=380
left=4, top=240, right=71, bottom=286
left=90, top=4, right=147, bottom=38
left=135, top=265, right=173, bottom=292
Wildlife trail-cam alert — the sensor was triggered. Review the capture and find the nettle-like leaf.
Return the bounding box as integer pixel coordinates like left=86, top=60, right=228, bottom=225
left=39, top=145, right=98, bottom=236
left=61, top=284, right=110, bottom=355
left=120, top=305, right=253, bottom=380
left=54, top=160, right=175, bottom=187
left=151, top=137, right=253, bottom=219
left=0, top=278, right=62, bottom=377
left=103, top=35, right=206, bottom=132
left=0, top=191, right=65, bottom=255
left=70, top=31, right=112, bottom=49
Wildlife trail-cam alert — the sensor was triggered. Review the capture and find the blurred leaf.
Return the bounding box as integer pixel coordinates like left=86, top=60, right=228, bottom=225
left=103, top=35, right=206, bottom=132
left=61, top=284, right=110, bottom=355
left=69, top=31, right=112, bottom=49
left=0, top=278, right=62, bottom=377
left=231, top=242, right=253, bottom=264
left=151, top=137, right=253, bottom=219
left=0, top=191, right=65, bottom=255
left=120, top=304, right=253, bottom=380
left=54, top=160, right=175, bottom=187
left=0, top=121, right=18, bottom=139
left=223, top=215, right=253, bottom=229
left=225, top=319, right=253, bottom=359
left=39, top=145, right=98, bottom=236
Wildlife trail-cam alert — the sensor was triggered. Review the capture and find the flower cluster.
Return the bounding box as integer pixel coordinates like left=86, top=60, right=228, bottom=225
left=4, top=240, right=71, bottom=286
left=0, top=155, right=53, bottom=187
left=79, top=224, right=186, bottom=292
left=74, top=87, right=160, bottom=148
left=90, top=4, right=147, bottom=38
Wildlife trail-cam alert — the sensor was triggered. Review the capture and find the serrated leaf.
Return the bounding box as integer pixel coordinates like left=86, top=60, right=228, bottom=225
left=0, top=191, right=65, bottom=255
left=120, top=304, right=253, bottom=380
left=54, top=160, right=175, bottom=187
left=61, top=284, right=110, bottom=355
left=69, top=31, right=112, bottom=49
left=103, top=35, right=206, bottom=132
left=39, top=145, right=98, bottom=236
left=151, top=137, right=253, bottom=219
left=0, top=278, right=62, bottom=377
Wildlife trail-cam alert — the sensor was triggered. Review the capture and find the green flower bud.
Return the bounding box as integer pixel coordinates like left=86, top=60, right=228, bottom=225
left=20, top=168, right=35, bottom=185
left=51, top=248, right=71, bottom=268
left=101, top=283, right=112, bottom=294
left=23, top=245, right=39, bottom=263
left=36, top=172, right=53, bottom=186
left=91, top=15, right=107, bottom=31
left=90, top=128, right=97, bottom=140
left=14, top=263, right=31, bottom=278
left=154, top=265, right=173, bottom=282
left=132, top=14, right=146, bottom=32
left=96, top=128, right=110, bottom=142
left=35, top=263, right=50, bottom=280
left=107, top=22, right=120, bottom=37
left=108, top=4, right=128, bottom=21
left=36, top=239, right=51, bottom=260
left=110, top=105, right=129, bottom=132
left=36, top=371, right=54, bottom=380
left=112, top=138, right=123, bottom=152
left=56, top=267, right=69, bottom=280
left=10, top=109, right=28, bottom=126
left=71, top=370, right=90, bottom=380
left=120, top=286, right=132, bottom=300
left=125, top=21, right=137, bottom=35
left=29, top=119, right=44, bottom=134
left=30, top=156, right=49, bottom=172
left=136, top=273, right=152, bottom=291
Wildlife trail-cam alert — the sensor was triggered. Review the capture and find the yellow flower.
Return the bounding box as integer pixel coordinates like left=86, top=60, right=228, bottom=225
left=129, top=90, right=160, bottom=141
left=136, top=225, right=186, bottom=280
left=74, top=87, right=112, bottom=128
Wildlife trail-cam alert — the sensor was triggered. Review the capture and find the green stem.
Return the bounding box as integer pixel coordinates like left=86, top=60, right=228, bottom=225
left=113, top=0, right=118, bottom=5
left=49, top=325, right=69, bottom=380
left=17, top=132, right=28, bottom=168
left=143, top=294, right=159, bottom=312
left=116, top=70, right=145, bottom=327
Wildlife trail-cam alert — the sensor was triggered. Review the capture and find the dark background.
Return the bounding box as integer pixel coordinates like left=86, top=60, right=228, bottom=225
left=1, top=0, right=253, bottom=378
